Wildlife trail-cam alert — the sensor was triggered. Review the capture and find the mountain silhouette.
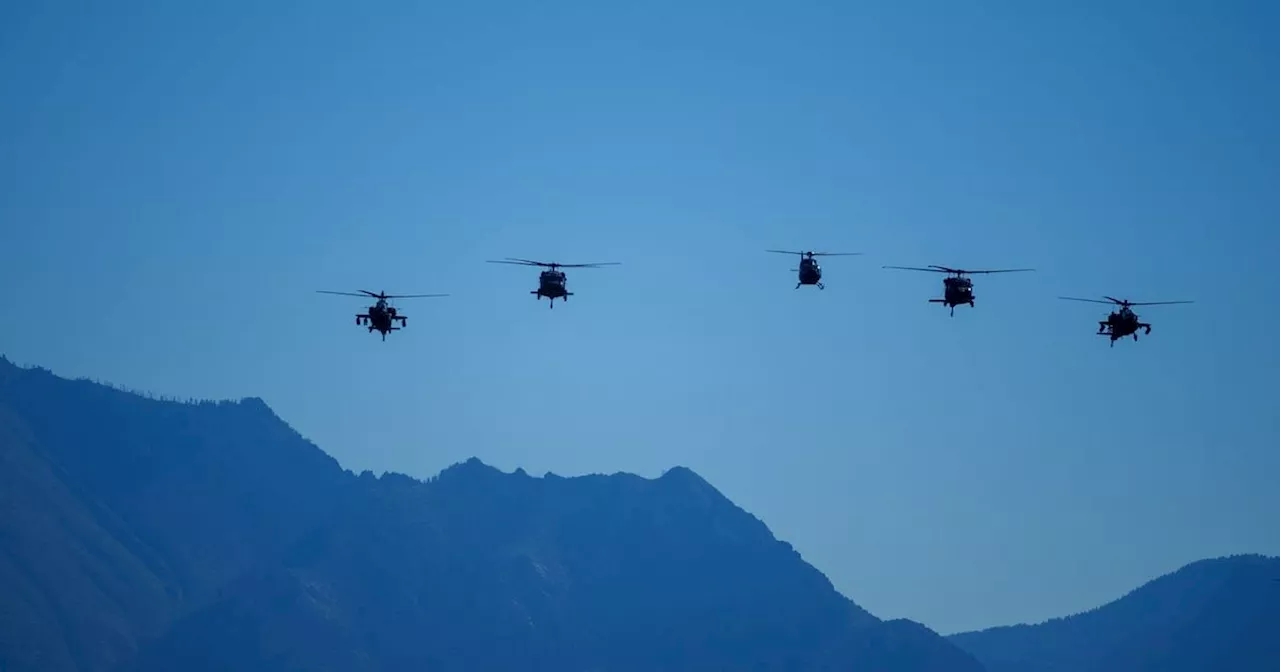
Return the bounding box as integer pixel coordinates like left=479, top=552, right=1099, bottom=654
left=949, top=554, right=1280, bottom=672
left=0, top=356, right=983, bottom=672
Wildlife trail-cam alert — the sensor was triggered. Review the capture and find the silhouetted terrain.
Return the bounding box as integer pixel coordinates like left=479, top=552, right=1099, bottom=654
left=0, top=357, right=983, bottom=672
left=949, top=554, right=1280, bottom=672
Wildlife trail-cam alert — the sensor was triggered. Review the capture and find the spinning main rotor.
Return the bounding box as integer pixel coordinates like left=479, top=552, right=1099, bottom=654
left=883, top=264, right=1034, bottom=276
left=1058, top=296, right=1193, bottom=309
left=485, top=258, right=621, bottom=270
left=317, top=290, right=450, bottom=301
left=766, top=249, right=862, bottom=258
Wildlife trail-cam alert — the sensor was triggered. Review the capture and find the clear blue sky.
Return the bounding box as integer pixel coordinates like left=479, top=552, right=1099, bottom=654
left=2, top=1, right=1277, bottom=635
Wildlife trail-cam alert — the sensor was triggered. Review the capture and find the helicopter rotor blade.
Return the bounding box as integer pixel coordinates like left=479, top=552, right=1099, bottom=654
left=1060, top=296, right=1192, bottom=307
left=953, top=268, right=1035, bottom=274
left=487, top=258, right=619, bottom=268
left=486, top=259, right=543, bottom=267
left=316, top=290, right=373, bottom=298
left=1058, top=296, right=1120, bottom=305
left=766, top=249, right=861, bottom=257
left=318, top=290, right=447, bottom=300
left=1099, top=295, right=1193, bottom=307
left=883, top=265, right=950, bottom=273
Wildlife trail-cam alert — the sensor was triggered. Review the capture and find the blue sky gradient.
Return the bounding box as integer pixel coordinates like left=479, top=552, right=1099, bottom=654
left=2, top=1, right=1277, bottom=634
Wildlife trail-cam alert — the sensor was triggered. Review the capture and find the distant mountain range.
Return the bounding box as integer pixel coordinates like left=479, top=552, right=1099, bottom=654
left=0, top=355, right=1274, bottom=671
left=949, top=554, right=1280, bottom=672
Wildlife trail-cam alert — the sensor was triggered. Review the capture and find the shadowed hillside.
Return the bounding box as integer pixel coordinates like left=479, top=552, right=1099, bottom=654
left=0, top=357, right=354, bottom=671
left=0, top=357, right=983, bottom=672
left=949, top=555, right=1280, bottom=672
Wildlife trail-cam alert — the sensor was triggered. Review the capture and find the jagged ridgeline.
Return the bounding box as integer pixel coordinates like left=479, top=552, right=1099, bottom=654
left=0, top=357, right=982, bottom=672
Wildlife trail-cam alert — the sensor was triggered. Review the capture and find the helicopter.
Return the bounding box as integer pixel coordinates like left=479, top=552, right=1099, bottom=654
left=765, top=250, right=863, bottom=289
left=1057, top=296, right=1192, bottom=347
left=485, top=257, right=620, bottom=308
left=316, top=289, right=448, bottom=340
left=883, top=264, right=1034, bottom=316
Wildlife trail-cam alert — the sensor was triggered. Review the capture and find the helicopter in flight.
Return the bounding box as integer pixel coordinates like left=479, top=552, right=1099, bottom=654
left=765, top=249, right=863, bottom=289
left=316, top=289, right=448, bottom=340
left=1057, top=295, right=1192, bottom=347
left=883, top=264, right=1034, bottom=316
left=486, top=257, right=620, bottom=308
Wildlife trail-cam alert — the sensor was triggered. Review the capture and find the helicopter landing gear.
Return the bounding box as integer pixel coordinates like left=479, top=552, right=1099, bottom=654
left=817, top=282, right=825, bottom=289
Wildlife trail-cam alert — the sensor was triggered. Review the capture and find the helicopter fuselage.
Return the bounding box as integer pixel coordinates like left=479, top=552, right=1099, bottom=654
left=535, top=270, right=572, bottom=306
left=1098, top=308, right=1150, bottom=345
left=537, top=271, right=568, bottom=296
left=933, top=276, right=975, bottom=310
left=797, top=258, right=823, bottom=287
left=357, top=301, right=406, bottom=340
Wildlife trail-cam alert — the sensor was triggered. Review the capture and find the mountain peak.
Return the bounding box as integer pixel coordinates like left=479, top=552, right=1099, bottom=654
left=660, top=464, right=708, bottom=485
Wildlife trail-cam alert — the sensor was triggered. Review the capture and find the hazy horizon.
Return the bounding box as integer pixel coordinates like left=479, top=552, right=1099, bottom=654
left=3, top=1, right=1277, bottom=635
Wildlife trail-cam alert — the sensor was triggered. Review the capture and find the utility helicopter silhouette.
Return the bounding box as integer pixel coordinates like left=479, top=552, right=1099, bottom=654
left=883, top=264, right=1034, bottom=316
left=316, top=289, right=448, bottom=340
left=766, top=250, right=862, bottom=289
left=1058, top=296, right=1192, bottom=346
left=486, top=258, right=620, bottom=308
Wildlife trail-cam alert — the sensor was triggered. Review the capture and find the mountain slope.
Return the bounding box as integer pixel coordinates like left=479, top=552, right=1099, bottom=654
left=949, top=554, right=1280, bottom=672
left=0, top=356, right=984, bottom=671
left=0, top=358, right=353, bottom=670
left=0, top=404, right=174, bottom=672
left=127, top=460, right=985, bottom=671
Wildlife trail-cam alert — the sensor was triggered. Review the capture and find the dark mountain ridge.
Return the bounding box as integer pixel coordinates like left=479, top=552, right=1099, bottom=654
left=0, top=357, right=983, bottom=671
left=949, top=554, right=1280, bottom=672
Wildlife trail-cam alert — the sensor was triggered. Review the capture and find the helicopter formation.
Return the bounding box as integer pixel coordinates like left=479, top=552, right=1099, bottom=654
left=318, top=251, right=1193, bottom=345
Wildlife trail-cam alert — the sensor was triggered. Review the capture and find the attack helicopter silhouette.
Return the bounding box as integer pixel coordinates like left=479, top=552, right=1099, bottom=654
left=486, top=258, right=620, bottom=308
left=316, top=290, right=448, bottom=340
left=766, top=249, right=862, bottom=289
left=883, top=264, right=1034, bottom=316
left=1058, top=296, right=1192, bottom=346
